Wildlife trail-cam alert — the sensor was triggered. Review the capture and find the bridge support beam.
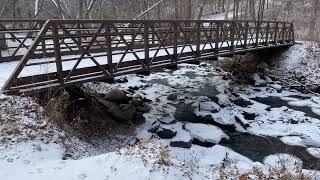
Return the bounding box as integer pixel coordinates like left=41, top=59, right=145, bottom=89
left=100, top=78, right=115, bottom=84
left=165, top=64, right=178, bottom=70
left=186, top=60, right=200, bottom=65
left=136, top=70, right=151, bottom=76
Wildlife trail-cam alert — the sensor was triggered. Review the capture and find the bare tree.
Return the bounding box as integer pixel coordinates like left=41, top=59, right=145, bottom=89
left=309, top=0, right=319, bottom=40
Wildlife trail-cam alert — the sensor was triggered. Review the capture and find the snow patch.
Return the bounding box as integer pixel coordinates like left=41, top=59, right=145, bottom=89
left=185, top=123, right=229, bottom=144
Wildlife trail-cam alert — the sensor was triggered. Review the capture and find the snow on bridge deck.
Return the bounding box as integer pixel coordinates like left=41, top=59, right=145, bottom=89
left=0, top=20, right=294, bottom=93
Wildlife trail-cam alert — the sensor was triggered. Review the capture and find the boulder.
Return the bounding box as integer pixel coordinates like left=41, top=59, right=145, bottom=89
left=257, top=62, right=269, bottom=72
left=170, top=141, right=192, bottom=149
left=104, top=89, right=129, bottom=103
left=132, top=112, right=146, bottom=125
left=231, top=96, right=253, bottom=107
left=148, top=122, right=160, bottom=133
left=290, top=119, right=299, bottom=124
left=136, top=104, right=151, bottom=113
left=198, top=101, right=221, bottom=113
left=156, top=128, right=177, bottom=139
left=159, top=117, right=177, bottom=125
left=269, top=84, right=283, bottom=93
left=251, top=73, right=268, bottom=87
left=185, top=123, right=229, bottom=144
left=132, top=98, right=143, bottom=106
left=167, top=94, right=178, bottom=101
left=170, top=129, right=192, bottom=148
left=115, top=76, right=128, bottom=83
left=98, top=99, right=136, bottom=123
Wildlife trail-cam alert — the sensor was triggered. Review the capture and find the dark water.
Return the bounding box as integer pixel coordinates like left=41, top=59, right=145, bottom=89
left=143, top=72, right=320, bottom=170
left=174, top=102, right=320, bottom=170
left=252, top=96, right=320, bottom=119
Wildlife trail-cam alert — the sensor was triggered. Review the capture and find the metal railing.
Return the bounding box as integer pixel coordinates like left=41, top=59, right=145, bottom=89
left=0, top=19, right=294, bottom=94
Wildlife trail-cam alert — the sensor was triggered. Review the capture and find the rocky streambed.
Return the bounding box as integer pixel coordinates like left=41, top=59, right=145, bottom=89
left=73, top=62, right=320, bottom=171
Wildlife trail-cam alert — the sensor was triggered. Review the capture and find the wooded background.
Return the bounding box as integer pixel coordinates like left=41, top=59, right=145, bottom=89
left=0, top=0, right=319, bottom=41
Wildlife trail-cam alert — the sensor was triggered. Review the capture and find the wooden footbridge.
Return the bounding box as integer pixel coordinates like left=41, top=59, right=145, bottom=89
left=0, top=19, right=294, bottom=94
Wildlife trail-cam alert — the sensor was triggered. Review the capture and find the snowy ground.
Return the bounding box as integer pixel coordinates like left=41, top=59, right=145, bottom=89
left=270, top=42, right=320, bottom=86
left=1, top=43, right=320, bottom=179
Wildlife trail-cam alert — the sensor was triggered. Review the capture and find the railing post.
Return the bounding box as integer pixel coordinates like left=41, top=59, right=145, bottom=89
left=151, top=24, right=155, bottom=45
left=265, top=22, right=270, bottom=46
left=144, top=22, right=150, bottom=70
left=173, top=22, right=178, bottom=63
left=230, top=22, right=235, bottom=54
left=77, top=22, right=82, bottom=50
left=105, top=23, right=113, bottom=76
left=243, top=22, right=249, bottom=50
left=52, top=23, right=64, bottom=87
left=281, top=22, right=286, bottom=44
left=274, top=22, right=278, bottom=45
left=196, top=22, right=201, bottom=60
left=255, top=22, right=260, bottom=47
left=214, top=22, right=220, bottom=56
left=291, top=23, right=295, bottom=44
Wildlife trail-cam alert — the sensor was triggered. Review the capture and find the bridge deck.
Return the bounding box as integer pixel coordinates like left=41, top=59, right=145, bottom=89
left=0, top=20, right=294, bottom=94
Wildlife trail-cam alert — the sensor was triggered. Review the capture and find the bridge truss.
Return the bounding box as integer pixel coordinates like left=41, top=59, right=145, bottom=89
left=0, top=19, right=294, bottom=94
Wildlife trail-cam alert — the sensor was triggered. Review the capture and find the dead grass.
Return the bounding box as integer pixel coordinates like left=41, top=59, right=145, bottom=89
left=43, top=90, right=70, bottom=126
left=213, top=153, right=315, bottom=180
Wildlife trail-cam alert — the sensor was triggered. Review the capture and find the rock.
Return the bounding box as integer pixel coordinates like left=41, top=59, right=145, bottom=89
left=290, top=119, right=299, bottom=124
left=99, top=99, right=136, bottom=123
left=265, top=76, right=273, bottom=83
left=257, top=62, right=269, bottom=72
left=132, top=112, right=146, bottom=125
left=159, top=117, right=177, bottom=125
left=263, top=68, right=270, bottom=75
left=242, top=112, right=257, bottom=120
left=136, top=104, right=151, bottom=113
left=294, top=70, right=305, bottom=81
left=198, top=101, right=221, bottom=113
left=185, top=123, right=229, bottom=144
left=133, top=93, right=143, bottom=99
left=167, top=94, right=178, bottom=101
left=156, top=128, right=177, bottom=139
left=251, top=73, right=268, bottom=87
left=269, top=84, right=283, bottom=93
left=170, top=141, right=192, bottom=149
left=215, top=94, right=230, bottom=107
left=132, top=98, right=143, bottom=106
left=142, top=98, right=152, bottom=103
left=104, top=89, right=129, bottom=103
left=129, top=86, right=140, bottom=91
left=192, top=138, right=215, bottom=147
left=148, top=122, right=160, bottom=133
left=119, top=103, right=136, bottom=120
left=170, top=129, right=192, bottom=148
left=115, top=76, right=128, bottom=83
left=232, top=97, right=253, bottom=107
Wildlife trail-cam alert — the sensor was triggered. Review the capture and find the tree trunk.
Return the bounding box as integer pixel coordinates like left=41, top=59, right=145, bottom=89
left=249, top=0, right=256, bottom=20
left=197, top=0, right=207, bottom=20
left=186, top=0, right=192, bottom=19
left=79, top=0, right=84, bottom=19
left=309, top=0, right=319, bottom=40
left=224, top=0, right=229, bottom=20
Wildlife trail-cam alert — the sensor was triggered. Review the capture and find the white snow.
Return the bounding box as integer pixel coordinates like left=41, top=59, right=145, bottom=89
left=185, top=123, right=229, bottom=144
left=197, top=101, right=221, bottom=113
left=263, top=154, right=303, bottom=171
left=307, top=148, right=320, bottom=159
left=280, top=136, right=306, bottom=147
